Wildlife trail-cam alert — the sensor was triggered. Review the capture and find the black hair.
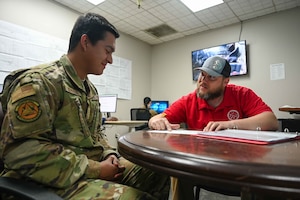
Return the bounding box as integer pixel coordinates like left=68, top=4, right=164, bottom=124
left=144, top=97, right=151, bottom=109
left=68, top=12, right=120, bottom=53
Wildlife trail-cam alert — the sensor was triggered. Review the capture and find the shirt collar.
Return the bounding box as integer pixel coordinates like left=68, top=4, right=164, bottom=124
left=59, top=55, right=86, bottom=92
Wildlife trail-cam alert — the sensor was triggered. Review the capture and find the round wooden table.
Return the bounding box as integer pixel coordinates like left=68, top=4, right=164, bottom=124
left=118, top=130, right=300, bottom=198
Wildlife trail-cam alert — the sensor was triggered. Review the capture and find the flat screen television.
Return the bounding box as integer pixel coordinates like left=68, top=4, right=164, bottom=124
left=191, top=40, right=248, bottom=81
left=150, top=100, right=169, bottom=114
left=99, top=94, right=117, bottom=117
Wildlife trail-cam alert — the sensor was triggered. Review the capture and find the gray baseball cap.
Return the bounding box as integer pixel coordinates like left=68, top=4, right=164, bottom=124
left=200, top=56, right=231, bottom=77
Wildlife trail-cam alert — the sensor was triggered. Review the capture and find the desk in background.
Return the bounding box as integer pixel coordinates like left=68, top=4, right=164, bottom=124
left=104, top=120, right=148, bottom=132
left=103, top=120, right=148, bottom=147
left=279, top=106, right=300, bottom=114
left=118, top=130, right=300, bottom=199
left=278, top=106, right=300, bottom=132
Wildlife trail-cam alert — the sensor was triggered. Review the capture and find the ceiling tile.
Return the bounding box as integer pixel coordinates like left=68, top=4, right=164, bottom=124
left=52, top=0, right=299, bottom=45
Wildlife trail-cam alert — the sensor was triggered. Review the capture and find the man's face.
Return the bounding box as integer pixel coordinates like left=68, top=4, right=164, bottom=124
left=84, top=32, right=116, bottom=76
left=196, top=71, right=228, bottom=100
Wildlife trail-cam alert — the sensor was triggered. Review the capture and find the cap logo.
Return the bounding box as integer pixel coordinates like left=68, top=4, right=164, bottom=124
left=212, top=60, right=223, bottom=71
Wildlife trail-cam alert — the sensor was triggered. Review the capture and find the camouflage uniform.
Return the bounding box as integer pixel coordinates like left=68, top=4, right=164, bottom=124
left=0, top=55, right=169, bottom=200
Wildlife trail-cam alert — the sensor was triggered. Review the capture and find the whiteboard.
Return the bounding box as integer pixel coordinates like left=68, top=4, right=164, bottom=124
left=0, top=20, right=132, bottom=99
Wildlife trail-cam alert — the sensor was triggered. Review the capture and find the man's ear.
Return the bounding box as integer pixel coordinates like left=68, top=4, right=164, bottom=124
left=224, top=77, right=230, bottom=85
left=80, top=34, right=89, bottom=50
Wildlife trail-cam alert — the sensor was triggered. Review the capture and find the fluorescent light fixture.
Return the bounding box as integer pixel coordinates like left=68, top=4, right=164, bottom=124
left=85, top=0, right=105, bottom=5
left=180, top=0, right=224, bottom=12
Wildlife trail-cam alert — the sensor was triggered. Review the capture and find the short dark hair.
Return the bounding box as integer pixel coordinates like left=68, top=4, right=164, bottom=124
left=144, top=97, right=151, bottom=105
left=68, top=13, right=120, bottom=52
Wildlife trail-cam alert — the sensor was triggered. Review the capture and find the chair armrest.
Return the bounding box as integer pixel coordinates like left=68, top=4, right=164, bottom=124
left=0, top=177, right=63, bottom=200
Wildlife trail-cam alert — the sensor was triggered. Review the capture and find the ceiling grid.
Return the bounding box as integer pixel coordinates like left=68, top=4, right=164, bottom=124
left=52, top=0, right=300, bottom=45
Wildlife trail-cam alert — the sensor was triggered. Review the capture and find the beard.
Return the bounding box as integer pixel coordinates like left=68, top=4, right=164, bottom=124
left=197, top=85, right=224, bottom=100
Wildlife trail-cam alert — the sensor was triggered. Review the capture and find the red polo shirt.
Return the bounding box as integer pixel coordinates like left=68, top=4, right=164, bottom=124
left=164, top=84, right=273, bottom=130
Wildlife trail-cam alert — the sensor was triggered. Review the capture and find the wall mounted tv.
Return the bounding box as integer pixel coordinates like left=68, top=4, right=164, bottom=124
left=191, top=40, right=247, bottom=81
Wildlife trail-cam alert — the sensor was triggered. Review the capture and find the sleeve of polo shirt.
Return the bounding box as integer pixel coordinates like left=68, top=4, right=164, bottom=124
left=240, top=88, right=273, bottom=117
left=164, top=96, right=188, bottom=123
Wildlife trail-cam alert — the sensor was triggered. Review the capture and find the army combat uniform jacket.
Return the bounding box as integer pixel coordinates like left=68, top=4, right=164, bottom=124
left=0, top=55, right=169, bottom=200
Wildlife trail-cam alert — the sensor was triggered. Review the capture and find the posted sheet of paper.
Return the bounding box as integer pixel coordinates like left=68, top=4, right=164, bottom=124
left=270, top=63, right=285, bottom=80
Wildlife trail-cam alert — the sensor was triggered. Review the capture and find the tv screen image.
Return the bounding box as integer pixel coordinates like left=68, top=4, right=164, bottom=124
left=191, top=40, right=247, bottom=81
left=150, top=101, right=169, bottom=114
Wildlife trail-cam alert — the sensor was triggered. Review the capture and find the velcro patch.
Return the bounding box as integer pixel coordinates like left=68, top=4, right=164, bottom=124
left=12, top=85, right=36, bottom=103
left=15, top=100, right=41, bottom=122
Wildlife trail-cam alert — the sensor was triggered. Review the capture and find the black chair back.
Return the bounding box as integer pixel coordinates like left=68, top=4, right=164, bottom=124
left=0, top=103, right=4, bottom=172
left=130, top=108, right=151, bottom=121
left=0, top=103, right=4, bottom=130
left=130, top=108, right=151, bottom=130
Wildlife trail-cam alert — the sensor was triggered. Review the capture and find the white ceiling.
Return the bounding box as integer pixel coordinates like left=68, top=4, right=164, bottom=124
left=52, top=0, right=300, bottom=45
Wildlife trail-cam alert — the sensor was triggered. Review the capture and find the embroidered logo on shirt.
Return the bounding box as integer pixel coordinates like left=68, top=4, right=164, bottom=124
left=227, top=110, right=239, bottom=120
left=15, top=100, right=41, bottom=122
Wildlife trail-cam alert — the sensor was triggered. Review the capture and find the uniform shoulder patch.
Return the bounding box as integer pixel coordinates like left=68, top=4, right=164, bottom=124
left=15, top=100, right=42, bottom=122
left=12, top=85, right=36, bottom=103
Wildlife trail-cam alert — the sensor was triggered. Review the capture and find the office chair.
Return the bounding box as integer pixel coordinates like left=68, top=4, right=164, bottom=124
left=0, top=102, right=63, bottom=200
left=194, top=185, right=240, bottom=200
left=130, top=108, right=151, bottom=131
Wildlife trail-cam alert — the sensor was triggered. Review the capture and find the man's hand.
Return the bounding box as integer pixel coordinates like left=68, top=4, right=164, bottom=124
left=149, top=115, right=180, bottom=131
left=99, top=155, right=125, bottom=181
left=203, top=112, right=278, bottom=132
left=203, top=121, right=235, bottom=132
left=107, top=116, right=118, bottom=121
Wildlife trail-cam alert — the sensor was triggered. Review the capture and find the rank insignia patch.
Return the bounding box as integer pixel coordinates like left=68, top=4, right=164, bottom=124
left=15, top=100, right=42, bottom=122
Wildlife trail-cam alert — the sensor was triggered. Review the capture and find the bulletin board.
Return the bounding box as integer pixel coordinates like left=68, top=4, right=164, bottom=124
left=0, top=20, right=132, bottom=99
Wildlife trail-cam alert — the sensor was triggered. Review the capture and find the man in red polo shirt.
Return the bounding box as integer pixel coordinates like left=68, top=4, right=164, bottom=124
left=149, top=56, right=278, bottom=132
left=148, top=55, right=279, bottom=200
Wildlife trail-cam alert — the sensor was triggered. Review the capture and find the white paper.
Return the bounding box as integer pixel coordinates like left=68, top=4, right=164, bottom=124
left=270, top=63, right=285, bottom=80
left=148, top=129, right=299, bottom=142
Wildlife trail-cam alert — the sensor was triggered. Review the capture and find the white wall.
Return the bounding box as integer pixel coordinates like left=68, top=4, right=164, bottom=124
left=151, top=7, right=300, bottom=120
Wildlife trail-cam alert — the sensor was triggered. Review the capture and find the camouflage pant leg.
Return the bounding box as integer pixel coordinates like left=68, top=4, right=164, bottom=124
left=120, top=158, right=170, bottom=200
left=57, top=158, right=170, bottom=200
left=65, top=179, right=156, bottom=200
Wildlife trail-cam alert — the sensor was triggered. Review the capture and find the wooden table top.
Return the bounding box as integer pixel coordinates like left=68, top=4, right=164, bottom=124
left=118, top=130, right=300, bottom=198
left=279, top=107, right=300, bottom=114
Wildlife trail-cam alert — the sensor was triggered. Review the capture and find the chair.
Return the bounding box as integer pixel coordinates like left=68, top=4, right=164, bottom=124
left=130, top=108, right=151, bottom=131
left=0, top=102, right=63, bottom=200
left=194, top=185, right=240, bottom=200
